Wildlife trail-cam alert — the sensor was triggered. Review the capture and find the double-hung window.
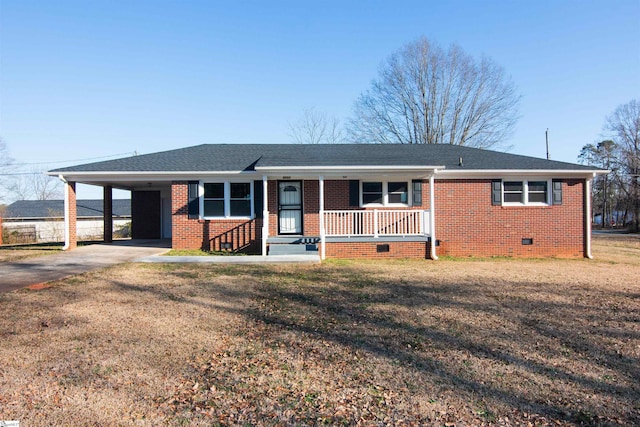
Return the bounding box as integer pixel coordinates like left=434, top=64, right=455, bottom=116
left=387, top=182, right=408, bottom=204
left=202, top=181, right=253, bottom=218
left=362, top=182, right=383, bottom=204
left=361, top=181, right=409, bottom=206
left=203, top=183, right=225, bottom=217
left=229, top=183, right=251, bottom=216
left=501, top=180, right=549, bottom=206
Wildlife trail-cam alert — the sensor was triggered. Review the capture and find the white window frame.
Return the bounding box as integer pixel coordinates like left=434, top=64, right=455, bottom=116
left=360, top=180, right=411, bottom=207
left=502, top=178, right=551, bottom=206
left=200, top=180, right=254, bottom=219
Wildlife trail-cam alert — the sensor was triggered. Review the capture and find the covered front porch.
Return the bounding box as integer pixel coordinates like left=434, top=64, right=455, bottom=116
left=255, top=166, right=440, bottom=259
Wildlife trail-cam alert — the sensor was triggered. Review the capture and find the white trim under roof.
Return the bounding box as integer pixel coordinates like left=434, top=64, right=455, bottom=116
left=436, top=169, right=609, bottom=179
left=255, top=165, right=445, bottom=179
left=46, top=170, right=251, bottom=177
left=255, top=165, right=445, bottom=171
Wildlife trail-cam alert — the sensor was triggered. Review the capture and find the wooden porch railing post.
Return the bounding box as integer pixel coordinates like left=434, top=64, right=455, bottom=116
left=373, top=209, right=379, bottom=238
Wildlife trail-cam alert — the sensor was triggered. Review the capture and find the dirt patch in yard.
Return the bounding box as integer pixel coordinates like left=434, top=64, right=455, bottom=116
left=0, top=236, right=638, bottom=425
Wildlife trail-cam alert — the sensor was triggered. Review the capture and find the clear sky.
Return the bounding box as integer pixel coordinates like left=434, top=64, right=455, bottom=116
left=1, top=0, right=639, bottom=198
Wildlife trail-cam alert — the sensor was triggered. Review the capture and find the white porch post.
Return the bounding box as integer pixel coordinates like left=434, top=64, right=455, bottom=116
left=585, top=175, right=594, bottom=259
left=262, top=175, right=269, bottom=256
left=429, top=175, right=438, bottom=260
left=319, top=176, right=326, bottom=260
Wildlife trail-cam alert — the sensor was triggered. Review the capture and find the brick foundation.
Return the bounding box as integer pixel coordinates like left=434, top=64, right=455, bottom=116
left=325, top=241, right=428, bottom=258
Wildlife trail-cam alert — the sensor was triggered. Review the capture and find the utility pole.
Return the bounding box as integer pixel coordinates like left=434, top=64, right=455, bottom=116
left=545, top=128, right=550, bottom=160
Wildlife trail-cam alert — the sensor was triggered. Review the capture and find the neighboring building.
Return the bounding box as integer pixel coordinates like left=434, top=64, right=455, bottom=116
left=2, top=199, right=130, bottom=244
left=48, top=144, right=606, bottom=259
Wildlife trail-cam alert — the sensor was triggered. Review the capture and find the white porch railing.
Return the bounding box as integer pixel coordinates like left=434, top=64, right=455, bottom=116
left=323, top=209, right=430, bottom=237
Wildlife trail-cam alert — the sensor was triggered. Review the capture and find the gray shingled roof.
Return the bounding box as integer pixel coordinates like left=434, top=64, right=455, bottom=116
left=50, top=143, right=599, bottom=173
left=4, top=199, right=131, bottom=219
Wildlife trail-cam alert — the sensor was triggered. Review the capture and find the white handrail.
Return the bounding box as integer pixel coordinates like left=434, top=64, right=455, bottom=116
left=324, top=210, right=430, bottom=237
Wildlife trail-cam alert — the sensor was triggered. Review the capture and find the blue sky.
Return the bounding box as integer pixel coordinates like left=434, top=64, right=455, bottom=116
left=1, top=0, right=639, bottom=198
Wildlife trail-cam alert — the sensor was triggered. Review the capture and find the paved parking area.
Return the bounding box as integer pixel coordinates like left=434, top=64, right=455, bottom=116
left=0, top=240, right=170, bottom=293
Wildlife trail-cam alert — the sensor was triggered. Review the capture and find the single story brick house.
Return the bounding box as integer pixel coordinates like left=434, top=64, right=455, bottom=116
left=48, top=144, right=606, bottom=259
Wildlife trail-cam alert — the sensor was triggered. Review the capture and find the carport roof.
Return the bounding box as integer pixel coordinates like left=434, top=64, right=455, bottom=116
left=49, top=143, right=603, bottom=174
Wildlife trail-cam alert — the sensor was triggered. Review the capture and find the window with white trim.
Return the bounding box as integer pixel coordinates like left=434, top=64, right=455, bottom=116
left=502, top=180, right=550, bottom=206
left=201, top=181, right=253, bottom=218
left=388, top=181, right=408, bottom=204
left=361, top=181, right=410, bottom=206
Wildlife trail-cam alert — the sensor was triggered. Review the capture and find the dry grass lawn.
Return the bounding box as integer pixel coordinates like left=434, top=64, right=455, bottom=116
left=1, top=235, right=638, bottom=426
left=0, top=245, right=62, bottom=262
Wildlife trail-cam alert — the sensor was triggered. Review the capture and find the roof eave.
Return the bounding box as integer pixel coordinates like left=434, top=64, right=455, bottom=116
left=436, top=169, right=609, bottom=179
left=254, top=165, right=446, bottom=178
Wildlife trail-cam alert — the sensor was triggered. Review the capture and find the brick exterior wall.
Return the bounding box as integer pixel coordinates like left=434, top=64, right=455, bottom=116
left=433, top=179, right=585, bottom=258
left=324, top=180, right=353, bottom=210
left=172, top=181, right=261, bottom=253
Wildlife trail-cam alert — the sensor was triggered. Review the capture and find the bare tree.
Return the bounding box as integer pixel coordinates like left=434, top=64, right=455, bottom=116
left=6, top=169, right=63, bottom=201
left=0, top=139, right=12, bottom=169
left=289, top=107, right=345, bottom=144
left=605, top=99, right=640, bottom=231
left=0, top=139, right=15, bottom=204
left=347, top=37, right=520, bottom=148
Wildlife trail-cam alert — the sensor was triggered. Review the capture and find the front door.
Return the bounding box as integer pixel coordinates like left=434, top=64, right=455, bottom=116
left=278, top=181, right=303, bottom=234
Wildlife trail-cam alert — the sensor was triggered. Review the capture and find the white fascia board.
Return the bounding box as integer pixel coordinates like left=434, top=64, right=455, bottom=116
left=48, top=170, right=254, bottom=181
left=436, top=169, right=608, bottom=179
left=255, top=165, right=445, bottom=171
left=255, top=165, right=445, bottom=178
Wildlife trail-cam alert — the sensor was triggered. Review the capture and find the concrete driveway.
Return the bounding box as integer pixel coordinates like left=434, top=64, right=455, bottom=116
left=0, top=240, right=170, bottom=293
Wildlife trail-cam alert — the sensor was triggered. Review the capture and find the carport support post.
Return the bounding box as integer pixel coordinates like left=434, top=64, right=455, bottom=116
left=62, top=179, right=77, bottom=251
left=104, top=185, right=113, bottom=243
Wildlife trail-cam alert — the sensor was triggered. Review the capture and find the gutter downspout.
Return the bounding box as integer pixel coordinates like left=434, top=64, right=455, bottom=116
left=58, top=175, right=71, bottom=251
left=429, top=174, right=438, bottom=260
left=585, top=174, right=594, bottom=259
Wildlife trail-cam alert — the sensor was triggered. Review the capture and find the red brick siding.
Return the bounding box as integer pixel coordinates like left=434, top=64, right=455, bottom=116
left=267, top=180, right=278, bottom=236
left=434, top=179, right=585, bottom=258
left=324, top=180, right=353, bottom=210
left=172, top=181, right=261, bottom=252
left=304, top=180, right=320, bottom=235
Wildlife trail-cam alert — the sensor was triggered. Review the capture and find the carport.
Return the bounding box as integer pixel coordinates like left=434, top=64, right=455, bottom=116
left=50, top=175, right=173, bottom=250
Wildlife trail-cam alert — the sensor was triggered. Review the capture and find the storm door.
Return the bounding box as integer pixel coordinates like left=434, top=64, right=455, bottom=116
left=278, top=181, right=303, bottom=234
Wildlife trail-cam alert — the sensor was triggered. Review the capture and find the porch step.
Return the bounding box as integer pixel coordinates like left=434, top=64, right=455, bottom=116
left=267, top=236, right=320, bottom=245
left=268, top=243, right=319, bottom=256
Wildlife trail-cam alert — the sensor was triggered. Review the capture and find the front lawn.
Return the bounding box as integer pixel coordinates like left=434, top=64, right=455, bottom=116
left=0, top=235, right=638, bottom=425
